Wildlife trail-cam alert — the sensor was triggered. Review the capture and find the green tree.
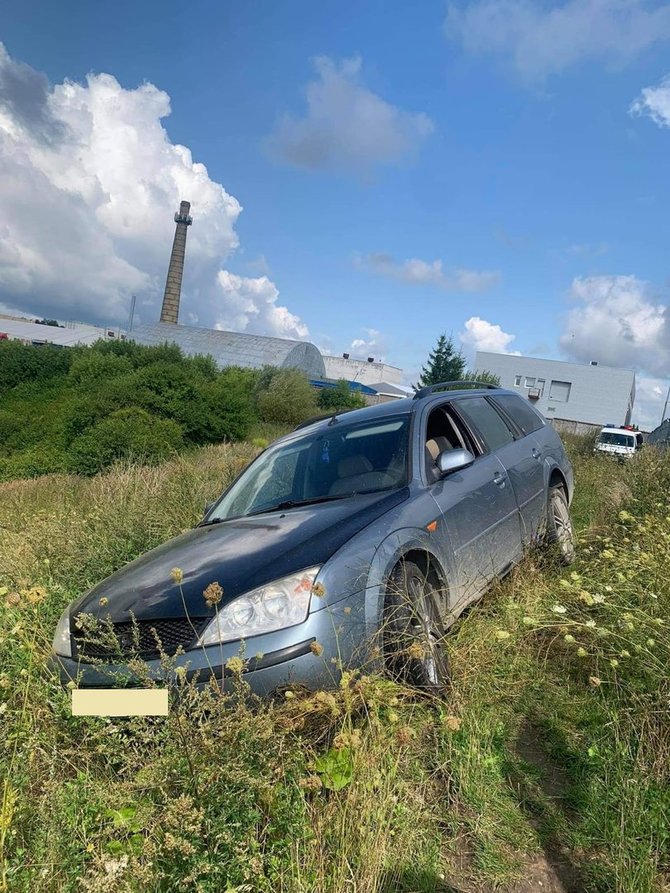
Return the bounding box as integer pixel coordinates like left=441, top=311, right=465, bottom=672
left=318, top=380, right=366, bottom=413
left=463, top=368, right=501, bottom=387
left=416, top=335, right=465, bottom=388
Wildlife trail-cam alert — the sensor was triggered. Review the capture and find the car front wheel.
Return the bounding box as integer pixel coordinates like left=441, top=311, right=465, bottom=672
left=383, top=559, right=450, bottom=695
left=546, top=485, right=575, bottom=565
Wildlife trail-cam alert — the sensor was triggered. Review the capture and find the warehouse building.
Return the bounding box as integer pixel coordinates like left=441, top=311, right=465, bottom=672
left=322, top=353, right=403, bottom=387
left=130, top=322, right=326, bottom=378
left=0, top=314, right=126, bottom=346
left=475, top=351, right=636, bottom=435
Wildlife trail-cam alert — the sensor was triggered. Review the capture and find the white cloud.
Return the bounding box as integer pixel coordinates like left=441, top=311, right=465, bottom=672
left=356, top=252, right=500, bottom=291
left=460, top=316, right=518, bottom=353
left=214, top=271, right=308, bottom=340
left=445, top=0, right=670, bottom=81
left=348, top=328, right=388, bottom=360
left=630, top=73, right=670, bottom=126
left=0, top=43, right=308, bottom=338
left=560, top=275, right=668, bottom=374
left=268, top=56, right=434, bottom=175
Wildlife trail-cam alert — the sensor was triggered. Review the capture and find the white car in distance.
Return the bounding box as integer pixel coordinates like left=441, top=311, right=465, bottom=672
left=594, top=425, right=643, bottom=461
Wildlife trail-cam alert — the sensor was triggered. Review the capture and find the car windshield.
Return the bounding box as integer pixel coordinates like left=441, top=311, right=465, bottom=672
left=208, top=414, right=411, bottom=521
left=598, top=432, right=635, bottom=447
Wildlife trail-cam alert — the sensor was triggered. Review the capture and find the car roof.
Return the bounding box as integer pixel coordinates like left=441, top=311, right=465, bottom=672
left=281, top=386, right=519, bottom=441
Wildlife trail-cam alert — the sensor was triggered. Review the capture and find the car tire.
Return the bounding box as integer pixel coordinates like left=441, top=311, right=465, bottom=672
left=383, top=559, right=450, bottom=695
left=545, top=485, right=575, bottom=565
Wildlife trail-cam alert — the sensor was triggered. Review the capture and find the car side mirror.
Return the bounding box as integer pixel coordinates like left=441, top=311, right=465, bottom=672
left=437, top=448, right=475, bottom=476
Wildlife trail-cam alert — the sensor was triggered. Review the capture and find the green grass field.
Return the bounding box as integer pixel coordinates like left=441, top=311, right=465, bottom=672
left=0, top=439, right=668, bottom=892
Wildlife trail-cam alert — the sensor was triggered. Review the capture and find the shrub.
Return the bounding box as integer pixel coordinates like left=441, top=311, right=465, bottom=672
left=257, top=369, right=319, bottom=426
left=317, top=380, right=366, bottom=413
left=67, top=351, right=133, bottom=387
left=0, top=443, right=68, bottom=480
left=67, top=408, right=184, bottom=475
left=0, top=409, right=21, bottom=446
left=0, top=340, right=73, bottom=393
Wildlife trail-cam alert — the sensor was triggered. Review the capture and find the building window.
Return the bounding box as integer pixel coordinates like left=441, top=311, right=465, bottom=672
left=537, top=378, right=545, bottom=395
left=549, top=380, right=571, bottom=402
left=514, top=375, right=522, bottom=387
left=525, top=377, right=536, bottom=387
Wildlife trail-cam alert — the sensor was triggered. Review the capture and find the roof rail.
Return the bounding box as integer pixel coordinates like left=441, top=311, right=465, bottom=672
left=413, top=380, right=501, bottom=400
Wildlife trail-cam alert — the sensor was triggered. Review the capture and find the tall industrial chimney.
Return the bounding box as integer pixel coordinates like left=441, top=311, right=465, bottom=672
left=159, top=200, right=192, bottom=324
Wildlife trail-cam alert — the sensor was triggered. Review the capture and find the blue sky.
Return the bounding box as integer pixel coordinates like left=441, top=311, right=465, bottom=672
left=2, top=1, right=670, bottom=425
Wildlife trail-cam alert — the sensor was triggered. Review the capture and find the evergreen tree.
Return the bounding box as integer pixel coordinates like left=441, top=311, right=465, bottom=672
left=416, top=334, right=465, bottom=388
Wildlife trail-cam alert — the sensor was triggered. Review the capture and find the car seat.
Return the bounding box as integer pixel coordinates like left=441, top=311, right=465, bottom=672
left=328, top=455, right=396, bottom=496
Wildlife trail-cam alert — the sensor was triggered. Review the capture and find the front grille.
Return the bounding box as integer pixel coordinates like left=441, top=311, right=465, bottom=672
left=73, top=617, right=208, bottom=661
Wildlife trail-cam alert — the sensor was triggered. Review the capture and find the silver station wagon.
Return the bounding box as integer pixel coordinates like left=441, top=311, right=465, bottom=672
left=52, top=382, right=575, bottom=696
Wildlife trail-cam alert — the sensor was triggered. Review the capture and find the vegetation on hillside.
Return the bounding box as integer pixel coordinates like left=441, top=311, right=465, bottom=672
left=0, top=341, right=364, bottom=481
left=0, top=439, right=668, bottom=892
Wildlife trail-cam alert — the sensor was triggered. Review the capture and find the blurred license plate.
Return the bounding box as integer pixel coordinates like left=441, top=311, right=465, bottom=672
left=71, top=688, right=168, bottom=717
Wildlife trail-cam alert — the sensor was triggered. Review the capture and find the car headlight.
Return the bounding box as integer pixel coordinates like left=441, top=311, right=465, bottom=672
left=52, top=606, right=72, bottom=658
left=197, top=567, right=321, bottom=646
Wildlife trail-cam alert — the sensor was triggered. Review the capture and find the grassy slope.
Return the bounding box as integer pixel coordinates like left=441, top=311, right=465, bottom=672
left=0, top=440, right=668, bottom=892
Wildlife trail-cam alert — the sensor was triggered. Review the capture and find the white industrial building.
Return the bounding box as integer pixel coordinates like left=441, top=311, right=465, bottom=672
left=322, top=354, right=403, bottom=387
left=475, top=351, right=636, bottom=435
left=130, top=322, right=326, bottom=378
left=0, top=314, right=127, bottom=347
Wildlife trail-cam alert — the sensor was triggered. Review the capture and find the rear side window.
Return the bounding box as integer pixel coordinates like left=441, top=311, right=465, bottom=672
left=453, top=396, right=515, bottom=452
left=492, top=394, right=544, bottom=436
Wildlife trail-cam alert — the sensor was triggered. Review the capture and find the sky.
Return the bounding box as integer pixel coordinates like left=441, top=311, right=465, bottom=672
left=1, top=0, right=670, bottom=427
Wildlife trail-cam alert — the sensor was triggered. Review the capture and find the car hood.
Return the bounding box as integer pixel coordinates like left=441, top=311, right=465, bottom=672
left=70, top=488, right=410, bottom=623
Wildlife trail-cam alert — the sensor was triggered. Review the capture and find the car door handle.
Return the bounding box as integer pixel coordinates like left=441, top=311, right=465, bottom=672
left=532, top=448, right=541, bottom=459
left=493, top=471, right=506, bottom=487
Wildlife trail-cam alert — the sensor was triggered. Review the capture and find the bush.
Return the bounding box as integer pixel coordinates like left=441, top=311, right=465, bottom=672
left=257, top=370, right=319, bottom=426
left=67, top=408, right=184, bottom=475
left=67, top=352, right=133, bottom=387
left=0, top=409, right=21, bottom=446
left=0, top=340, right=72, bottom=394
left=317, top=380, right=366, bottom=413
left=0, top=443, right=68, bottom=480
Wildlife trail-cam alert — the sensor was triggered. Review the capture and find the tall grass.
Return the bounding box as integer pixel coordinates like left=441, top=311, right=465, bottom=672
left=0, top=440, right=668, bottom=891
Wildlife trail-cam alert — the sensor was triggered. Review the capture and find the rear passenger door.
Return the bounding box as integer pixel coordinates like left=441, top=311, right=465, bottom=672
left=488, top=394, right=547, bottom=546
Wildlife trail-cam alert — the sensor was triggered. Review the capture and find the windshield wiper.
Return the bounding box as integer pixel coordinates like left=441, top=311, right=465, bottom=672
left=247, top=494, right=353, bottom=515
left=198, top=515, right=227, bottom=527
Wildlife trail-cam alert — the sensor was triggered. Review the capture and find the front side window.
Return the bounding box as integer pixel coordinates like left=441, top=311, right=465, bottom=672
left=453, top=397, right=515, bottom=452
left=424, top=404, right=476, bottom=481
left=492, top=394, right=544, bottom=436
left=209, top=415, right=410, bottom=520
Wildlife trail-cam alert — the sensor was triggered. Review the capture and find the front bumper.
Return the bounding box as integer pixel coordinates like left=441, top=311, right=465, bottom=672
left=49, top=589, right=378, bottom=697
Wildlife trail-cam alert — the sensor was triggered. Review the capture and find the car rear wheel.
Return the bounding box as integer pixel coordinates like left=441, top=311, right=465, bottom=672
left=546, top=485, right=575, bottom=565
left=383, top=559, right=450, bottom=695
